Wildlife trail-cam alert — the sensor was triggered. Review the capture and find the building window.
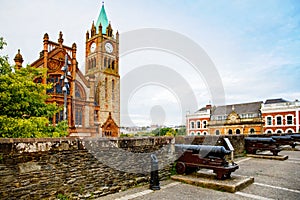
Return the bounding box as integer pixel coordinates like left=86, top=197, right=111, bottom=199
left=203, top=121, right=207, bottom=128
left=105, top=78, right=108, bottom=100
left=104, top=57, right=107, bottom=69
left=197, top=132, right=200, bottom=135
left=266, top=130, right=272, bottom=134
left=276, top=116, right=282, bottom=125
left=112, top=79, right=115, bottom=101
left=287, top=116, right=293, bottom=125
left=190, top=132, right=194, bottom=136
left=203, top=132, right=207, bottom=135
left=236, top=129, right=240, bottom=134
left=112, top=60, right=115, bottom=70
left=266, top=116, right=272, bottom=126
left=75, top=108, right=83, bottom=126
left=228, top=129, right=233, bottom=135
left=215, top=130, right=220, bottom=135
left=108, top=58, right=111, bottom=68
left=190, top=121, right=195, bottom=129
left=250, top=128, right=255, bottom=134
left=287, top=129, right=293, bottom=133
left=55, top=110, right=63, bottom=124
left=276, top=129, right=282, bottom=133
left=196, top=121, right=201, bottom=129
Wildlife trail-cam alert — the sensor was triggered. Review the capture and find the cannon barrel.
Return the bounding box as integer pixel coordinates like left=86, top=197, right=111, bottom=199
left=271, top=135, right=292, bottom=140
left=245, top=137, right=276, bottom=144
left=175, top=144, right=231, bottom=158
left=291, top=134, right=300, bottom=140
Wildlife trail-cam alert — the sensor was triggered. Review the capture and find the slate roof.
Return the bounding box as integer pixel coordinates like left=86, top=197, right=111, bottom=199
left=211, top=101, right=263, bottom=116
left=264, top=98, right=289, bottom=104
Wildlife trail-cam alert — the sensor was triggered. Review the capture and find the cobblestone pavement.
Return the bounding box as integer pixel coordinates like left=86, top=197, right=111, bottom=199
left=98, top=149, right=300, bottom=200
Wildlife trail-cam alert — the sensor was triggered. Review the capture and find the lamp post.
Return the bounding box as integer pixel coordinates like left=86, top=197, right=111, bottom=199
left=61, top=54, right=71, bottom=121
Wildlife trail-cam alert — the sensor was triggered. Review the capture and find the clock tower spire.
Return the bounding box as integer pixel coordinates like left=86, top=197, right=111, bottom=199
left=85, top=3, right=120, bottom=137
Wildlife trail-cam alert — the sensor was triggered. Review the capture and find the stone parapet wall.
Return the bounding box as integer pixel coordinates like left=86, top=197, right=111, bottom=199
left=0, top=134, right=287, bottom=199
left=0, top=137, right=174, bottom=199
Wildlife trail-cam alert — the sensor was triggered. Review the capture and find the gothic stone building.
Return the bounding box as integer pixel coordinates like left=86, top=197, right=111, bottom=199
left=26, top=4, right=120, bottom=137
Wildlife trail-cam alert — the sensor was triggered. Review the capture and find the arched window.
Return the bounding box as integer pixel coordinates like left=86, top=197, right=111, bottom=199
left=112, top=60, right=115, bottom=70
left=276, top=129, right=283, bottom=133
left=190, top=121, right=195, bottom=129
left=236, top=129, right=240, bottom=134
left=104, top=57, right=107, bottom=69
left=112, top=79, right=115, bottom=101
left=266, top=129, right=272, bottom=134
left=203, top=121, right=207, bottom=128
left=108, top=58, right=111, bottom=68
left=250, top=128, right=255, bottom=134
left=93, top=58, right=96, bottom=68
left=75, top=107, right=83, bottom=127
left=203, top=132, right=207, bottom=135
left=215, top=130, right=220, bottom=135
left=105, top=78, right=108, bottom=100
left=196, top=121, right=201, bottom=129
left=228, top=129, right=233, bottom=135
left=197, top=132, right=200, bottom=135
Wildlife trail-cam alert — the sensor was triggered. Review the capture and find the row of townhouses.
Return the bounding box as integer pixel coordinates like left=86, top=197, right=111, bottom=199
left=186, top=98, right=300, bottom=135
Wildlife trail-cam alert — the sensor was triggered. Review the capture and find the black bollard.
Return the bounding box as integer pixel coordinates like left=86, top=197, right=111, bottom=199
left=150, top=154, right=160, bottom=190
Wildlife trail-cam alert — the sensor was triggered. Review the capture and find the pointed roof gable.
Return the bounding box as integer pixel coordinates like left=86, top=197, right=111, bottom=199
left=96, top=3, right=109, bottom=34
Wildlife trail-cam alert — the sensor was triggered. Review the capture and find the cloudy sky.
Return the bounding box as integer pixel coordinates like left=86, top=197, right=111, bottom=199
left=1, top=0, right=300, bottom=127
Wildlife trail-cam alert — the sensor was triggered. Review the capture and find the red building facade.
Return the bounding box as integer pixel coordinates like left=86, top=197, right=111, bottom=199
left=187, top=99, right=300, bottom=136
left=261, top=98, right=300, bottom=134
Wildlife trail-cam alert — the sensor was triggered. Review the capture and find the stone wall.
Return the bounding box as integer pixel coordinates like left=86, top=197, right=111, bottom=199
left=0, top=134, right=272, bottom=199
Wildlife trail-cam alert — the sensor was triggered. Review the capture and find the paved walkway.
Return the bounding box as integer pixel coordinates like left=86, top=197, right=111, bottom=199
left=98, top=149, right=300, bottom=200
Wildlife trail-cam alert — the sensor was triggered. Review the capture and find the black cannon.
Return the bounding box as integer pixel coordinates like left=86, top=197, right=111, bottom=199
left=174, top=144, right=238, bottom=180
left=245, top=137, right=281, bottom=155
left=290, top=134, right=300, bottom=142
left=271, top=135, right=297, bottom=148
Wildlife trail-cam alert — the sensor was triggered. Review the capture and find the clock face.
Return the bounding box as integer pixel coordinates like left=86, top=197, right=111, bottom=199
left=90, top=42, right=96, bottom=53
left=105, top=42, right=113, bottom=53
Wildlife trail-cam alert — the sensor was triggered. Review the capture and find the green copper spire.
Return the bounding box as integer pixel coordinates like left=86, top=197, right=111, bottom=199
left=96, top=2, right=109, bottom=34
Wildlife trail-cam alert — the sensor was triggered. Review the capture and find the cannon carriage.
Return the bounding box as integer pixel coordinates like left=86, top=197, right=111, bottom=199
left=174, top=144, right=238, bottom=180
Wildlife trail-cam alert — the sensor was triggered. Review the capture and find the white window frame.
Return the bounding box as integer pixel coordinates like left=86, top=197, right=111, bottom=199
left=202, top=120, right=207, bottom=129
left=190, top=121, right=195, bottom=129
left=196, top=120, right=201, bottom=129
left=286, top=128, right=294, bottom=133
left=275, top=115, right=283, bottom=126
left=275, top=129, right=284, bottom=133
left=286, top=115, right=294, bottom=125
left=266, top=116, right=273, bottom=126
left=265, top=129, right=273, bottom=134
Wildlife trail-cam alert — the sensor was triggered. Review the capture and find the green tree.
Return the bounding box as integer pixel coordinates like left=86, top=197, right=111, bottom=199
left=152, top=127, right=175, bottom=136
left=0, top=37, right=67, bottom=138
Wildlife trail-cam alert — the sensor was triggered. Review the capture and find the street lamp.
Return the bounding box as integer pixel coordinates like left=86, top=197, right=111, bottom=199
left=61, top=54, right=71, bottom=121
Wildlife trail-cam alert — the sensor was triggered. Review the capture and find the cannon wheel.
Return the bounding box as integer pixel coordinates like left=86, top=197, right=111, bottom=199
left=175, top=162, right=186, bottom=174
